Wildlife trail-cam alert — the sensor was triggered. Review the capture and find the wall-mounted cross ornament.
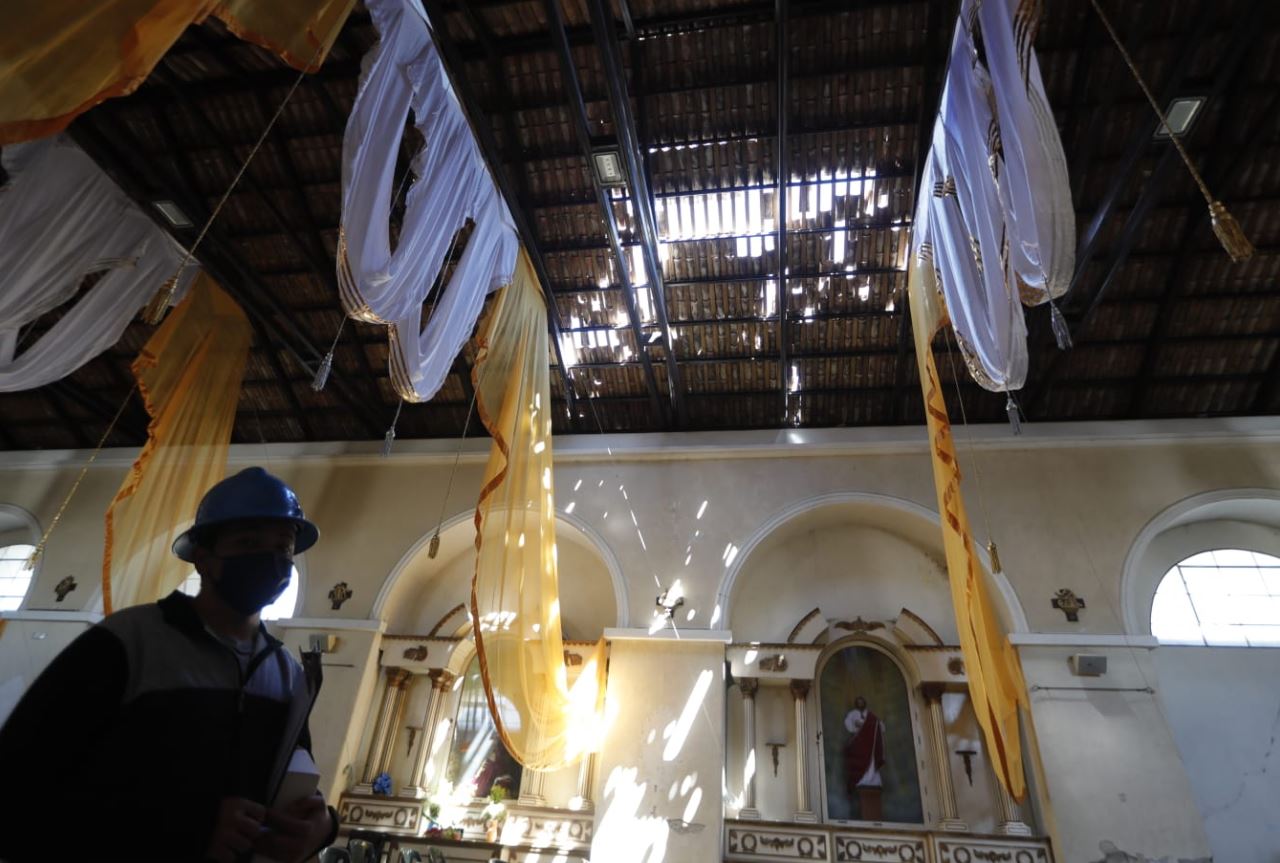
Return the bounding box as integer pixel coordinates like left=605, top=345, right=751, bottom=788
left=1052, top=588, right=1086, bottom=622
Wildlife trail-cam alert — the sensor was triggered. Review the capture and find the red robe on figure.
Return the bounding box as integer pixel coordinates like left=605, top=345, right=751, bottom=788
left=843, top=708, right=885, bottom=793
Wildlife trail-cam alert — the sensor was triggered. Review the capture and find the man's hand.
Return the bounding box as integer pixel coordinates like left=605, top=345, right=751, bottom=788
left=254, top=792, right=331, bottom=863
left=205, top=797, right=266, bottom=863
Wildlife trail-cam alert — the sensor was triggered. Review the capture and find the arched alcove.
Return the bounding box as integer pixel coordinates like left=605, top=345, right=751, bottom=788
left=719, top=493, right=1027, bottom=642
left=1121, top=488, right=1280, bottom=637
left=373, top=510, right=626, bottom=639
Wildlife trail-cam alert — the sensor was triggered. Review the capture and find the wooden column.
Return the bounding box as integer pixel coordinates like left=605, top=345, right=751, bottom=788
left=790, top=680, right=816, bottom=822
left=370, top=667, right=413, bottom=784
left=993, top=771, right=1033, bottom=836
left=739, top=677, right=761, bottom=820
left=519, top=765, right=547, bottom=806
left=363, top=666, right=412, bottom=783
left=570, top=752, right=597, bottom=812
left=405, top=669, right=455, bottom=796
left=922, top=683, right=967, bottom=832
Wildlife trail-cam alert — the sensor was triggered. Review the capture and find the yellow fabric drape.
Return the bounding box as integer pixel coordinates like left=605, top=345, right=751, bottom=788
left=471, top=249, right=608, bottom=771
left=102, top=275, right=251, bottom=614
left=0, top=0, right=353, bottom=145
left=908, top=253, right=1029, bottom=800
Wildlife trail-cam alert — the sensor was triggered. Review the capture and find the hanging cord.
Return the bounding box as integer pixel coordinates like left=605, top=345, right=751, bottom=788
left=427, top=390, right=478, bottom=559
left=1089, top=0, right=1254, bottom=262
left=310, top=318, right=345, bottom=391
left=142, top=40, right=330, bottom=323
left=25, top=385, right=138, bottom=571
left=381, top=399, right=405, bottom=457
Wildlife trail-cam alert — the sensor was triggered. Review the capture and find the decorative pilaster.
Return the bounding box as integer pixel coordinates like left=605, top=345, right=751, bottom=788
left=519, top=766, right=548, bottom=806
left=363, top=666, right=411, bottom=783
left=790, top=680, right=816, bottom=823
left=921, top=683, right=967, bottom=832
left=739, top=677, right=761, bottom=820
left=570, top=752, right=597, bottom=812
left=405, top=669, right=455, bottom=796
left=993, top=772, right=1033, bottom=836
left=369, top=667, right=413, bottom=783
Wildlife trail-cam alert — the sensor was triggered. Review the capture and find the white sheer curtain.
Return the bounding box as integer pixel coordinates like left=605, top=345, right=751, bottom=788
left=912, top=0, right=1074, bottom=393
left=338, top=0, right=517, bottom=402
left=0, top=137, right=196, bottom=392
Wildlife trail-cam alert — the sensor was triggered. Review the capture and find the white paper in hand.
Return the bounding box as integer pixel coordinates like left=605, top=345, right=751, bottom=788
left=274, top=747, right=320, bottom=807
left=253, top=749, right=321, bottom=863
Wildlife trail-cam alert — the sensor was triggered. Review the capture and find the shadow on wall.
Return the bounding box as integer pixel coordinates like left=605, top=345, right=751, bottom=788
left=591, top=666, right=716, bottom=863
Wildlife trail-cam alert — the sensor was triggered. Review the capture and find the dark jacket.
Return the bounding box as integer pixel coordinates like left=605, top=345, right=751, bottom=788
left=0, top=591, right=330, bottom=861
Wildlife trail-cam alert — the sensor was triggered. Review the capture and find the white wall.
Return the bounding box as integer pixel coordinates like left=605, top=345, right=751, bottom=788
left=1017, top=641, right=1212, bottom=862
left=1154, top=646, right=1280, bottom=863
left=3, top=418, right=1280, bottom=859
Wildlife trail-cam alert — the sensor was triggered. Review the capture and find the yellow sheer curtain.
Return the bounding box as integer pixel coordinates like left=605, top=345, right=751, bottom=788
left=908, top=253, right=1029, bottom=800
left=0, top=0, right=353, bottom=145
left=471, top=249, right=609, bottom=771
left=102, top=274, right=251, bottom=613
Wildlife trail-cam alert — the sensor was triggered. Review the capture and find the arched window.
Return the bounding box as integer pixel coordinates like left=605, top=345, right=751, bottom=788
left=817, top=641, right=923, bottom=824
left=445, top=654, right=522, bottom=800
left=178, top=565, right=300, bottom=621
left=0, top=544, right=36, bottom=612
left=1151, top=549, right=1280, bottom=647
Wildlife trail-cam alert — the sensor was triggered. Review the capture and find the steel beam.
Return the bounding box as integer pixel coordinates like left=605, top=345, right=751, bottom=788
left=543, top=0, right=667, bottom=425
left=587, top=0, right=688, bottom=426
left=775, top=0, right=791, bottom=423
left=1025, top=1, right=1264, bottom=415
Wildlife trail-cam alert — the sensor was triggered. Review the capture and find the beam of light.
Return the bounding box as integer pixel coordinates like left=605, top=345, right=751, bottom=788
left=592, top=766, right=669, bottom=863
left=662, top=669, right=714, bottom=762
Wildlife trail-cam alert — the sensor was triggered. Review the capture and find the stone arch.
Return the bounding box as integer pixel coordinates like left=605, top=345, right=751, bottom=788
left=714, top=492, right=1028, bottom=638
left=371, top=507, right=629, bottom=636
left=1121, top=488, right=1280, bottom=636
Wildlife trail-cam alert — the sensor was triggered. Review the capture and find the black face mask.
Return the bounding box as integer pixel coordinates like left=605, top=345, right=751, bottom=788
left=212, top=552, right=292, bottom=616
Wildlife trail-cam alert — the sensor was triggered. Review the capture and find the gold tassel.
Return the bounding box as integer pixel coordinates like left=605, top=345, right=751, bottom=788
left=1209, top=201, right=1255, bottom=263
left=428, top=532, right=441, bottom=559
left=987, top=540, right=1004, bottom=574
left=141, top=275, right=179, bottom=325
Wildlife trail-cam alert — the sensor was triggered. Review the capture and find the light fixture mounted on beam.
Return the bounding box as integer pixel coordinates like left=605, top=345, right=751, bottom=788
left=152, top=200, right=192, bottom=228
left=592, top=148, right=627, bottom=187
left=1153, top=96, right=1205, bottom=139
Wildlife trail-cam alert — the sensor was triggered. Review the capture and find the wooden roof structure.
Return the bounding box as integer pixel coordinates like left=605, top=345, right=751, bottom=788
left=2, top=0, right=1278, bottom=450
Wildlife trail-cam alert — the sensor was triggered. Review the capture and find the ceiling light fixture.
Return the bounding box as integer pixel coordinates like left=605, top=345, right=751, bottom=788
left=153, top=200, right=192, bottom=228
left=592, top=149, right=627, bottom=187
left=1154, top=96, right=1205, bottom=139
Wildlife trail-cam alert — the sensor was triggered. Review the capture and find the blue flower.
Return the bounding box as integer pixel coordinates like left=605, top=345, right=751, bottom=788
left=372, top=771, right=393, bottom=795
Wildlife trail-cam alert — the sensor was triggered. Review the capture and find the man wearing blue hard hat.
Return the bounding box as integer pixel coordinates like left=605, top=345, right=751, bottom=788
left=0, top=468, right=338, bottom=862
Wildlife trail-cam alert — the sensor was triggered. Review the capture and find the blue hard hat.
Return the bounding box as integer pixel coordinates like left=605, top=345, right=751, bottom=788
left=172, top=467, right=319, bottom=562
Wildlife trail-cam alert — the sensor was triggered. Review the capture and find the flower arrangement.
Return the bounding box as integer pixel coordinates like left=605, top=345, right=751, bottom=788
left=481, top=785, right=508, bottom=841
left=372, top=771, right=393, bottom=796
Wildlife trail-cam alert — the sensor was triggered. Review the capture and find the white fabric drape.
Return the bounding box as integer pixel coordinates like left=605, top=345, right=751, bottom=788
left=0, top=137, right=196, bottom=392
left=338, top=0, right=517, bottom=402
left=913, top=0, right=1074, bottom=392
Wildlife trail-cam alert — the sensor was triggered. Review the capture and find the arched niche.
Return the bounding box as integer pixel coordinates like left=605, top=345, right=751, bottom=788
left=1121, top=488, right=1280, bottom=636
left=720, top=493, right=1027, bottom=643
left=373, top=510, right=626, bottom=639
